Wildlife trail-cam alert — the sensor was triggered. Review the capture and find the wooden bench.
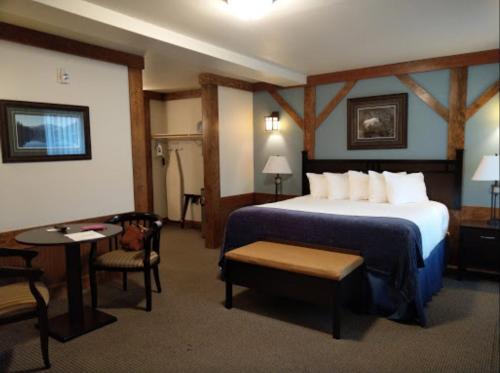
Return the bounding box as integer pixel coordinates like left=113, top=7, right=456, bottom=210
left=224, top=241, right=364, bottom=339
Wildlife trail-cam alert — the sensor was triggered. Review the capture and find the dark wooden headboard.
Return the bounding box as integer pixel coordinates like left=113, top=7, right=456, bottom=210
left=301, top=150, right=463, bottom=210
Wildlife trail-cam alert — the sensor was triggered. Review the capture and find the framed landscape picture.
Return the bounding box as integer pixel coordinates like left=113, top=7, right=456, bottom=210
left=0, top=100, right=91, bottom=163
left=347, top=93, right=408, bottom=150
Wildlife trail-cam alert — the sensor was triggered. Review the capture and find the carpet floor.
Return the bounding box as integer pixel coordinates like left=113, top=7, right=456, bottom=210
left=1, top=225, right=499, bottom=373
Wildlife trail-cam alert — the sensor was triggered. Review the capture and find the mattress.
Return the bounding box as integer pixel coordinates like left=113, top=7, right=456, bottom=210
left=257, top=195, right=449, bottom=259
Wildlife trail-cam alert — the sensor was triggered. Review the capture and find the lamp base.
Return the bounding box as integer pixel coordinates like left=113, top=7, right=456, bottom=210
left=274, top=174, right=282, bottom=202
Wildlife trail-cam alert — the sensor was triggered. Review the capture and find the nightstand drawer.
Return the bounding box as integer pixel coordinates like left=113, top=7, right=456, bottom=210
left=461, top=228, right=499, bottom=247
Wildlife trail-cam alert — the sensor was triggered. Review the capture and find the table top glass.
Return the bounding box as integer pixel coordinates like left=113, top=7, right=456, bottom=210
left=15, top=223, right=122, bottom=246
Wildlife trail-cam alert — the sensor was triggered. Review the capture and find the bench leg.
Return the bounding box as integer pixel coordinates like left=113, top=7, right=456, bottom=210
left=225, top=280, right=233, bottom=309
left=332, top=282, right=340, bottom=339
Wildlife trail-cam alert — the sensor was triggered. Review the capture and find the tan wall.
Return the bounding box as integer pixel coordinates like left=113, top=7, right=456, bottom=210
left=0, top=40, right=134, bottom=233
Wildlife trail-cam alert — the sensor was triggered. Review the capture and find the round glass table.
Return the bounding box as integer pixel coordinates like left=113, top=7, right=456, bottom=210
left=16, top=223, right=122, bottom=342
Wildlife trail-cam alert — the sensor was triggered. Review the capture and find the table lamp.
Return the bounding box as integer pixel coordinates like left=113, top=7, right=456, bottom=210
left=472, top=154, right=499, bottom=226
left=262, top=155, right=292, bottom=201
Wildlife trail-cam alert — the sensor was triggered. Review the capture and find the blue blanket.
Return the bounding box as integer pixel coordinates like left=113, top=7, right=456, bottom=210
left=220, top=206, right=426, bottom=323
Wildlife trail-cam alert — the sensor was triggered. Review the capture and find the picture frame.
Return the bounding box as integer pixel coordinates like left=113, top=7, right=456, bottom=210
left=0, top=100, right=91, bottom=163
left=347, top=93, right=408, bottom=150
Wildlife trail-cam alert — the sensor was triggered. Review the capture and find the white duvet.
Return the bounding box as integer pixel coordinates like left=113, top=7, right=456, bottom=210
left=257, top=195, right=449, bottom=260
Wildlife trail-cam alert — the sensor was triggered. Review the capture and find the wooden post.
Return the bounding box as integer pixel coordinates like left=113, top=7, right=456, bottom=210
left=128, top=67, right=150, bottom=212
left=448, top=67, right=468, bottom=160
left=304, top=85, right=316, bottom=159
left=201, top=83, right=221, bottom=249
left=143, top=96, right=154, bottom=211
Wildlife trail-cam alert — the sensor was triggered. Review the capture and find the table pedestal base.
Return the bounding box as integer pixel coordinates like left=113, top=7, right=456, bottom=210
left=48, top=307, right=117, bottom=342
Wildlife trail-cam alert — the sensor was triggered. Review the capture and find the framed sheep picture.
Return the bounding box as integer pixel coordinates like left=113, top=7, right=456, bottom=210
left=347, top=93, right=407, bottom=150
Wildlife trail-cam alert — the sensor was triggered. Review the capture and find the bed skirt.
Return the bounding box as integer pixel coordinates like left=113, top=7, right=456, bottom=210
left=367, top=239, right=445, bottom=326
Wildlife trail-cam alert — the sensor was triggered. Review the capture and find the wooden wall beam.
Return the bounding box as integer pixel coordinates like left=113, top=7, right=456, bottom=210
left=466, top=80, right=500, bottom=120
left=0, top=21, right=144, bottom=69
left=308, top=49, right=499, bottom=86
left=143, top=96, right=154, bottom=211
left=396, top=74, right=449, bottom=122
left=200, top=83, right=221, bottom=249
left=199, top=73, right=253, bottom=91
left=316, top=81, right=357, bottom=128
left=268, top=89, right=304, bottom=129
left=303, top=85, right=316, bottom=159
left=165, top=89, right=202, bottom=101
left=128, top=68, right=151, bottom=211
left=448, top=67, right=468, bottom=160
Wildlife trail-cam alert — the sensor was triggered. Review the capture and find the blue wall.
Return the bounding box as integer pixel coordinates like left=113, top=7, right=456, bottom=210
left=254, top=64, right=499, bottom=206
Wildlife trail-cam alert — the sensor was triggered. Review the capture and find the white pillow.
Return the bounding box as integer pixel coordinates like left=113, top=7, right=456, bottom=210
left=324, top=172, right=349, bottom=200
left=306, top=173, right=328, bottom=199
left=368, top=171, right=406, bottom=203
left=348, top=171, right=369, bottom=201
left=383, top=172, right=429, bottom=204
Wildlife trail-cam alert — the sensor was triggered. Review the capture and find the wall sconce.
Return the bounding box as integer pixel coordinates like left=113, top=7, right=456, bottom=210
left=265, top=111, right=280, bottom=131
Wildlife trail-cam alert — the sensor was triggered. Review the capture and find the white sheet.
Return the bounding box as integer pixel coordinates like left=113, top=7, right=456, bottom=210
left=257, top=195, right=449, bottom=259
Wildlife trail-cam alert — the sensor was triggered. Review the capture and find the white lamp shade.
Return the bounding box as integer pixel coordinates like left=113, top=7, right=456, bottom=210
left=262, top=155, right=292, bottom=174
left=472, top=155, right=499, bottom=181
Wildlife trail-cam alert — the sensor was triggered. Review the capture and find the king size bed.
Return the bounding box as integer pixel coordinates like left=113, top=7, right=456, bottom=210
left=220, top=150, right=463, bottom=326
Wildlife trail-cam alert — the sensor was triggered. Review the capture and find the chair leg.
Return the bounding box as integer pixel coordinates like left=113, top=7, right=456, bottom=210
left=38, top=306, right=50, bottom=369
left=122, top=272, right=128, bottom=291
left=89, top=267, right=98, bottom=309
left=144, top=268, right=152, bottom=312
left=153, top=265, right=162, bottom=293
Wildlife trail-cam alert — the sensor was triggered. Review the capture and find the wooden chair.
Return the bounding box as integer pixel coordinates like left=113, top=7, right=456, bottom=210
left=0, top=248, right=50, bottom=369
left=89, top=212, right=163, bottom=312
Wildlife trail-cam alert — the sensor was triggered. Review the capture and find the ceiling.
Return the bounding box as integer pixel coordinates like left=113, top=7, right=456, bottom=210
left=0, top=0, right=498, bottom=91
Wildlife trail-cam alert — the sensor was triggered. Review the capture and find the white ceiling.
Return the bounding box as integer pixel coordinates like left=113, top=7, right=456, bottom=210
left=1, top=0, right=498, bottom=91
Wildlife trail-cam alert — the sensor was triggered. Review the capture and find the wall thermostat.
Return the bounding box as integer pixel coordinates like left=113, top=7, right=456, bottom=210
left=57, top=68, right=70, bottom=84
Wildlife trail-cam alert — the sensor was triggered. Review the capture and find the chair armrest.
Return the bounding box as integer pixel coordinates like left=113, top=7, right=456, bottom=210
left=0, top=248, right=38, bottom=267
left=0, top=266, right=43, bottom=280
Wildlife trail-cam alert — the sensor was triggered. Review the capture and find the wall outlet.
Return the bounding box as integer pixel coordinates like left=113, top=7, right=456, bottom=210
left=57, top=68, right=70, bottom=84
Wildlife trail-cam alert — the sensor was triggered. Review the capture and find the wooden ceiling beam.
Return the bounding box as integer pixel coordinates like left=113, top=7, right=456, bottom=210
left=0, top=21, right=144, bottom=69
left=143, top=90, right=166, bottom=101
left=396, top=74, right=449, bottom=122
left=308, top=49, right=499, bottom=86
left=252, top=82, right=283, bottom=92
left=165, top=89, right=202, bottom=101
left=268, top=89, right=304, bottom=130
left=199, top=73, right=253, bottom=91
left=316, top=81, right=357, bottom=128
left=466, top=80, right=500, bottom=121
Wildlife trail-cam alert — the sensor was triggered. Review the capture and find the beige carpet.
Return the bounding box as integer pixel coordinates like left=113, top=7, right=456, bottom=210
left=1, top=225, right=499, bottom=373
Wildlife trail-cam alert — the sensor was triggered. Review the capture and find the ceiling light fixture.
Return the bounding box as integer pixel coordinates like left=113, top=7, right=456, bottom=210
left=224, top=0, right=277, bottom=21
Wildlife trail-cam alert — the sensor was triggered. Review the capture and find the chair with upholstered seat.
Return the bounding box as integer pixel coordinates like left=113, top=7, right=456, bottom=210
left=0, top=248, right=50, bottom=369
left=89, top=212, right=163, bottom=312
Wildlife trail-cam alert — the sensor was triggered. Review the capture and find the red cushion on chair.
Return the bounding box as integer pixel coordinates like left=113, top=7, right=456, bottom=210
left=120, top=225, right=146, bottom=251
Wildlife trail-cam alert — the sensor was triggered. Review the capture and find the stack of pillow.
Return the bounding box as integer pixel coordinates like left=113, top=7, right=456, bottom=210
left=306, top=170, right=429, bottom=204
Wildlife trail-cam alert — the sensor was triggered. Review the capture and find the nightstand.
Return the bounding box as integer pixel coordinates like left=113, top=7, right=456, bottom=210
left=458, top=220, right=500, bottom=280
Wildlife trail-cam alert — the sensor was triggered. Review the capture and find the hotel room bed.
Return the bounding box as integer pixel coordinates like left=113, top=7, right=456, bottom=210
left=220, top=150, right=463, bottom=326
